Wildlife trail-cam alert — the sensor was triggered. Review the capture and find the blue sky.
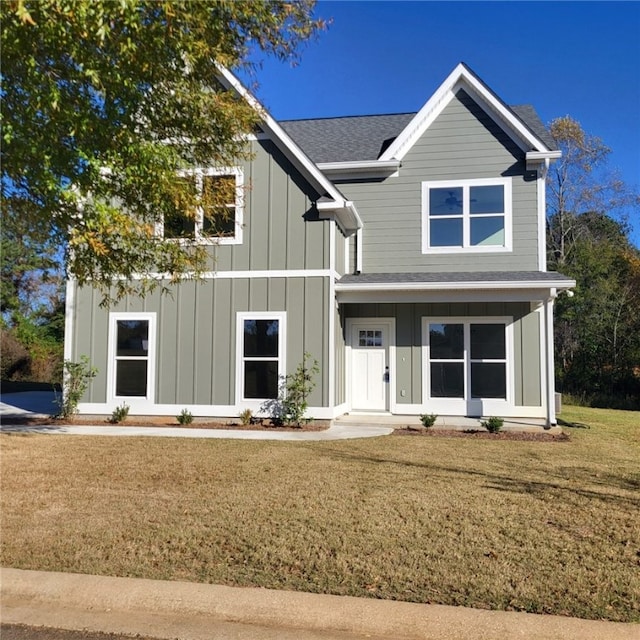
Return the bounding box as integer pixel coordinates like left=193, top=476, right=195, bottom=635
left=242, top=1, right=640, bottom=245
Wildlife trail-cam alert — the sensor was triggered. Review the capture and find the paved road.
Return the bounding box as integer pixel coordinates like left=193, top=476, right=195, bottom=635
left=1, top=624, right=159, bottom=640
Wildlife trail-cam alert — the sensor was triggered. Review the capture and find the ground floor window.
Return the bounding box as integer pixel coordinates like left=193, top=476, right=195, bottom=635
left=237, top=312, right=286, bottom=402
left=108, top=313, right=156, bottom=402
left=423, top=318, right=510, bottom=406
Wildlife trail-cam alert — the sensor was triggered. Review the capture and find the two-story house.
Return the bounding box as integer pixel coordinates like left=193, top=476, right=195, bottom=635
left=65, top=63, right=574, bottom=426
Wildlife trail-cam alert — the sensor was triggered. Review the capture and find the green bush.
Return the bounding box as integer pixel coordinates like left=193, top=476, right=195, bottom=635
left=176, top=409, right=193, bottom=425
left=420, top=413, right=438, bottom=428
left=481, top=416, right=504, bottom=433
left=55, top=356, right=97, bottom=418
left=110, top=403, right=130, bottom=424
left=239, top=409, right=253, bottom=425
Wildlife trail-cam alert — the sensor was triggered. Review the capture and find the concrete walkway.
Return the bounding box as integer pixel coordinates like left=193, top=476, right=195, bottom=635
left=0, top=422, right=393, bottom=440
left=2, top=568, right=636, bottom=640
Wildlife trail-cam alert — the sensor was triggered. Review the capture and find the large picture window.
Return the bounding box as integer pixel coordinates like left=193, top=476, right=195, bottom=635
left=163, top=167, right=243, bottom=244
left=108, top=313, right=156, bottom=403
left=422, top=178, right=511, bottom=253
left=423, top=317, right=511, bottom=413
left=237, top=312, right=286, bottom=403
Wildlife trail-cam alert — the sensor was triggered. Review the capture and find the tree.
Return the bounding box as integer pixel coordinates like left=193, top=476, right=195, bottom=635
left=1, top=0, right=325, bottom=302
left=547, top=117, right=640, bottom=408
left=547, top=116, right=638, bottom=268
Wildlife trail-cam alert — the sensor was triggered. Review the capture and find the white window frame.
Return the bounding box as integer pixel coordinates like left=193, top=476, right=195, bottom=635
left=421, top=177, right=512, bottom=253
left=107, top=312, right=157, bottom=406
left=421, top=316, right=513, bottom=415
left=235, top=311, right=287, bottom=410
left=160, top=166, right=244, bottom=245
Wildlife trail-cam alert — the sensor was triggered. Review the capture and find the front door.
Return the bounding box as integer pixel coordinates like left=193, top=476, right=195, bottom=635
left=351, top=324, right=389, bottom=411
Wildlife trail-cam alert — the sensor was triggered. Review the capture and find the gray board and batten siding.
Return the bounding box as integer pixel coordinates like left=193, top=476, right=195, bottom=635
left=72, top=277, right=329, bottom=408
left=71, top=137, right=337, bottom=409
left=290, top=90, right=542, bottom=275
left=343, top=301, right=542, bottom=409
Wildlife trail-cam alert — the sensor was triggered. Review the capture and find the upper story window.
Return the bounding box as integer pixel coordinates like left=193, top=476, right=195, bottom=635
left=162, top=167, right=243, bottom=245
left=421, top=177, right=511, bottom=253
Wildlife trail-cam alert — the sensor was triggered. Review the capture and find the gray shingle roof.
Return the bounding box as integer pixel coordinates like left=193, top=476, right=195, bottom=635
left=338, top=271, right=573, bottom=286
left=280, top=105, right=555, bottom=165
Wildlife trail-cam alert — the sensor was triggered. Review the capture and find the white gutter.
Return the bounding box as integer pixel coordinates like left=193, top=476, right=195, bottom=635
left=318, top=159, right=401, bottom=178
left=317, top=199, right=363, bottom=233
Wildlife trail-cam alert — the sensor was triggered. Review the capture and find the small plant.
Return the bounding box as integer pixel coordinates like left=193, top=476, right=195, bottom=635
left=420, top=413, right=438, bottom=428
left=481, top=416, right=504, bottom=433
left=239, top=408, right=253, bottom=425
left=177, top=408, right=193, bottom=425
left=110, top=402, right=130, bottom=424
left=262, top=353, right=319, bottom=427
left=55, top=356, right=97, bottom=418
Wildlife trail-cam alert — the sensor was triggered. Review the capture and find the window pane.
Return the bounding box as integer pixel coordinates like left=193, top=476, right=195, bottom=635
left=116, top=360, right=148, bottom=396
left=202, top=175, right=236, bottom=237
left=244, top=360, right=279, bottom=399
left=430, top=363, right=464, bottom=398
left=470, top=185, right=504, bottom=214
left=471, top=363, right=506, bottom=398
left=470, top=324, right=505, bottom=359
left=164, top=210, right=195, bottom=238
left=430, top=187, right=463, bottom=215
left=244, top=320, right=279, bottom=357
left=117, top=321, right=149, bottom=356
left=430, top=324, right=464, bottom=359
left=470, top=216, right=504, bottom=246
left=430, top=218, right=463, bottom=247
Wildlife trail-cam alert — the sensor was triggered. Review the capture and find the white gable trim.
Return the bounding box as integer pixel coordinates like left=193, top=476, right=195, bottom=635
left=216, top=64, right=361, bottom=233
left=379, top=63, right=552, bottom=162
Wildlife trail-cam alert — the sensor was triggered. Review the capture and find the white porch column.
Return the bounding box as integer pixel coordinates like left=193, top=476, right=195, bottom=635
left=544, top=291, right=557, bottom=426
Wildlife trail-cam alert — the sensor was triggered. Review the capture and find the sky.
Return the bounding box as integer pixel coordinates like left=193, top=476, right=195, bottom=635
left=240, top=0, right=640, bottom=246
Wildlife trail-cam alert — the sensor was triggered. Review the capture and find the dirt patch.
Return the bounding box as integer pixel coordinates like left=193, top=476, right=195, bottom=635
left=392, top=428, right=570, bottom=441
left=0, top=414, right=329, bottom=432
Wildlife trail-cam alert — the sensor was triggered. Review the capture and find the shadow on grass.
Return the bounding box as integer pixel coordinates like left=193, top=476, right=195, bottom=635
left=557, top=417, right=590, bottom=429
left=319, top=446, right=640, bottom=509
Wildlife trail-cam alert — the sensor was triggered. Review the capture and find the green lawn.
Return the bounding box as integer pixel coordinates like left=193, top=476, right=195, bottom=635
left=1, top=406, right=638, bottom=622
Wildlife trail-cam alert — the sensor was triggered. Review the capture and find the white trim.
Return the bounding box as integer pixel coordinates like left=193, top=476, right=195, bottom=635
left=421, top=177, right=512, bottom=253
left=544, top=294, right=557, bottom=426
left=130, top=268, right=333, bottom=281
left=421, top=316, right=513, bottom=416
left=215, top=64, right=362, bottom=233
left=344, top=235, right=350, bottom=274
left=535, top=304, right=547, bottom=419
left=328, top=221, right=336, bottom=408
left=336, top=279, right=574, bottom=293
left=537, top=168, right=547, bottom=271
left=380, top=63, right=552, bottom=162
left=356, top=228, right=363, bottom=273
left=317, top=159, right=400, bottom=181
left=345, top=318, right=397, bottom=414
left=75, top=403, right=343, bottom=420
left=336, top=289, right=560, bottom=305
left=161, top=166, right=244, bottom=245
left=107, top=312, right=157, bottom=406
left=63, top=279, right=75, bottom=362
left=235, top=311, right=287, bottom=412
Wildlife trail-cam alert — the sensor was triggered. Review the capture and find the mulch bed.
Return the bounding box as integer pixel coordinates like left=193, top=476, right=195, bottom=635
left=392, top=427, right=570, bottom=441
left=0, top=414, right=329, bottom=432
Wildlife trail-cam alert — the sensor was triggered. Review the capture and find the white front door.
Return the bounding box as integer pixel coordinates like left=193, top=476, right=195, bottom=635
left=351, top=324, right=389, bottom=411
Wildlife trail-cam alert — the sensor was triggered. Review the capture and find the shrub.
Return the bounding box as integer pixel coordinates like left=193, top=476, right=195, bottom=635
left=419, top=413, right=438, bottom=428
left=239, top=409, right=253, bottom=425
left=110, top=403, right=130, bottom=424
left=481, top=416, right=504, bottom=433
left=176, top=409, right=193, bottom=425
left=55, top=356, right=97, bottom=418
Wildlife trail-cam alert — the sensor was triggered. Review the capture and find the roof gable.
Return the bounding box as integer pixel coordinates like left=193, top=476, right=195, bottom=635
left=379, top=62, right=554, bottom=162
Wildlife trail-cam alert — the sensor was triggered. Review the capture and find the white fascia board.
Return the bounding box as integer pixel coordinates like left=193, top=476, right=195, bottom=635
left=380, top=63, right=552, bottom=162
left=317, top=199, right=362, bottom=233
left=215, top=64, right=347, bottom=205
left=318, top=159, right=401, bottom=180
left=526, top=150, right=562, bottom=171
left=336, top=278, right=576, bottom=293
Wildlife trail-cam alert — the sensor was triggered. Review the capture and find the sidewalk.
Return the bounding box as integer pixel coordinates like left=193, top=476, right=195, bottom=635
left=1, top=568, right=636, bottom=640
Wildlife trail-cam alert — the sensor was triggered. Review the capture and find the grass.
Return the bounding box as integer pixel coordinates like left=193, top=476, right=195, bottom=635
left=1, top=405, right=638, bottom=622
